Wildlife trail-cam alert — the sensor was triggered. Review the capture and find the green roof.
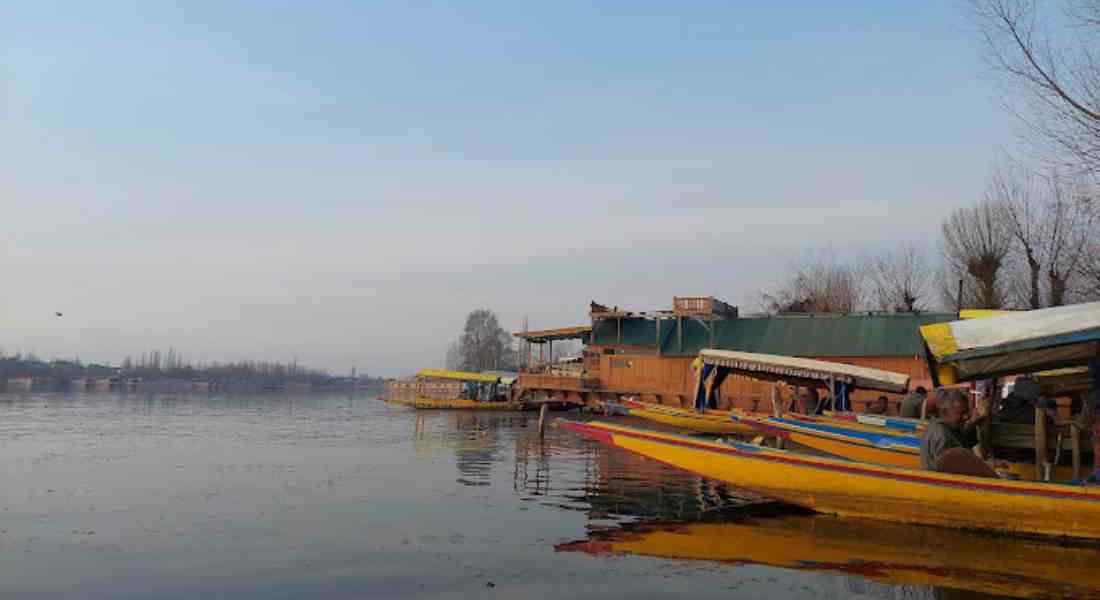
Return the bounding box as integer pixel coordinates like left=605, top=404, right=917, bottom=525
left=593, top=313, right=957, bottom=358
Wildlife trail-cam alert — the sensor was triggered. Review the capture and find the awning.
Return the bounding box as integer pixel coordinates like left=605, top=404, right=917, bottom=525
left=697, top=349, right=910, bottom=393
left=920, top=302, right=1100, bottom=385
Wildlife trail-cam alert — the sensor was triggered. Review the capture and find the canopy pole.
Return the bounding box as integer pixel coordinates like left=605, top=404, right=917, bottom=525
left=1036, top=404, right=1049, bottom=481
left=977, top=381, right=993, bottom=460
left=771, top=384, right=785, bottom=449
left=1090, top=358, right=1100, bottom=475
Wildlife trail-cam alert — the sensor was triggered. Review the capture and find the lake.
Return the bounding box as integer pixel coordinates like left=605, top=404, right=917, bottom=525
left=1, top=391, right=1097, bottom=599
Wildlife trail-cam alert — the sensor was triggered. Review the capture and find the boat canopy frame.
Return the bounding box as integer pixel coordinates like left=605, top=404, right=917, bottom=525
left=920, top=301, right=1100, bottom=387
left=692, top=349, right=910, bottom=412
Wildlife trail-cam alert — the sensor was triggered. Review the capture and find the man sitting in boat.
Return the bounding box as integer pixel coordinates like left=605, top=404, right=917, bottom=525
left=919, top=389, right=985, bottom=472
left=899, top=386, right=928, bottom=419
left=864, top=395, right=890, bottom=415
left=995, top=376, right=1055, bottom=425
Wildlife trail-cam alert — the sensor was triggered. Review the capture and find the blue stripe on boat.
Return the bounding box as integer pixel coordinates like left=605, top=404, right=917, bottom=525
left=767, top=417, right=921, bottom=450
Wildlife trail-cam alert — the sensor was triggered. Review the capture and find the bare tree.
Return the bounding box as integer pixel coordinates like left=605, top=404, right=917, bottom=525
left=868, top=244, right=934, bottom=312
left=969, top=0, right=1100, bottom=174
left=444, top=338, right=463, bottom=371
left=760, top=251, right=865, bottom=314
left=940, top=201, right=1013, bottom=309
left=992, top=162, right=1046, bottom=308
left=994, top=162, right=1094, bottom=307
left=456, top=309, right=515, bottom=372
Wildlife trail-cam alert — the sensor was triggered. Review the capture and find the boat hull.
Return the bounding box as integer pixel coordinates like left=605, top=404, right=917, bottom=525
left=617, top=399, right=757, bottom=436
left=562, top=420, right=1100, bottom=539
left=414, top=397, right=522, bottom=410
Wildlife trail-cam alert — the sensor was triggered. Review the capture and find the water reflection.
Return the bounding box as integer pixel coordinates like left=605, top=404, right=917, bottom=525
left=556, top=505, right=1100, bottom=599
left=7, top=393, right=1096, bottom=599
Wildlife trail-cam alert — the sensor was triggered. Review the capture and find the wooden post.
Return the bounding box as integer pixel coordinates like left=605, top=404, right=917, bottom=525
left=617, top=318, right=622, bottom=344
left=1073, top=424, right=1083, bottom=480
left=977, top=385, right=992, bottom=459
left=827, top=374, right=836, bottom=412
left=655, top=319, right=661, bottom=355
left=538, top=403, right=549, bottom=438
left=677, top=317, right=683, bottom=353
left=1035, top=404, right=1048, bottom=481
left=770, top=384, right=784, bottom=449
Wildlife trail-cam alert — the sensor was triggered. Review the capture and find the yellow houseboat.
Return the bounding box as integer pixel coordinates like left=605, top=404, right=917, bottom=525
left=412, top=369, right=523, bottom=410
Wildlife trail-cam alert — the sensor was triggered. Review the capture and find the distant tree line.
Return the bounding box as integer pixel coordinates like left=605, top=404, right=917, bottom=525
left=0, top=349, right=382, bottom=390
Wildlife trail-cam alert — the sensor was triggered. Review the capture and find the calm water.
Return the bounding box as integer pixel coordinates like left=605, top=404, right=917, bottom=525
left=1, top=392, right=1097, bottom=599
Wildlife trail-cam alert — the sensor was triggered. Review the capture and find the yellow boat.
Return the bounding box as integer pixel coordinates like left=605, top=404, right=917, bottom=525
left=561, top=420, right=1100, bottom=540
left=556, top=514, right=1100, bottom=598
left=616, top=398, right=758, bottom=436
left=735, top=411, right=1077, bottom=481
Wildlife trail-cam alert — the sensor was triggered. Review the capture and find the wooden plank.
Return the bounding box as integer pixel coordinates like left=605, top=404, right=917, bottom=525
left=1073, top=425, right=1083, bottom=480
left=1036, top=406, right=1048, bottom=481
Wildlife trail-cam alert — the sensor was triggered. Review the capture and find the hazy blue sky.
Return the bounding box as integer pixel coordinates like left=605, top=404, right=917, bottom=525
left=2, top=2, right=1014, bottom=376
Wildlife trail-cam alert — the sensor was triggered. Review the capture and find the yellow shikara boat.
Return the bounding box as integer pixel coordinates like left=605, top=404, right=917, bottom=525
left=556, top=514, right=1100, bottom=598
left=615, top=398, right=758, bottom=436
left=734, top=411, right=1076, bottom=481
left=561, top=420, right=1100, bottom=540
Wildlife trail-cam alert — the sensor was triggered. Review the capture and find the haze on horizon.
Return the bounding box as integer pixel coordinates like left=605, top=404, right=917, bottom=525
left=2, top=2, right=1014, bottom=377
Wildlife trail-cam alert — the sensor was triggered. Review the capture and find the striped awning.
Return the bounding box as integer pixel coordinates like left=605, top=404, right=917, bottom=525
left=698, top=349, right=909, bottom=393
left=920, top=302, right=1100, bottom=385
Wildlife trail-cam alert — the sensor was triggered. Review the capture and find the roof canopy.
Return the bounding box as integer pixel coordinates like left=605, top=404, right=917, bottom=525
left=416, top=369, right=500, bottom=383
left=920, top=302, right=1100, bottom=385
left=513, top=325, right=592, bottom=343
left=698, top=349, right=910, bottom=393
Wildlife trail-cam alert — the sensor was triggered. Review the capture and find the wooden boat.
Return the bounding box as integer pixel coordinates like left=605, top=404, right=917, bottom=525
left=561, top=419, right=1100, bottom=540
left=735, top=412, right=922, bottom=468
left=735, top=411, right=1074, bottom=481
left=556, top=514, right=1100, bottom=598
left=614, top=398, right=758, bottom=436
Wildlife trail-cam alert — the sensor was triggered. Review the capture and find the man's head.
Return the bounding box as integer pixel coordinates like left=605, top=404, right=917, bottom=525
left=938, top=389, right=970, bottom=427
left=915, top=386, right=928, bottom=397
left=875, top=395, right=889, bottom=410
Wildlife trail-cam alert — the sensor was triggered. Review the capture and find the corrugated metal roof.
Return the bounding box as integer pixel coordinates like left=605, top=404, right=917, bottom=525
left=593, top=313, right=957, bottom=358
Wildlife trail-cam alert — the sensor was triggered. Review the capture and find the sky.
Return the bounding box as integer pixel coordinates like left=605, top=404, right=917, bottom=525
left=1, top=2, right=1017, bottom=377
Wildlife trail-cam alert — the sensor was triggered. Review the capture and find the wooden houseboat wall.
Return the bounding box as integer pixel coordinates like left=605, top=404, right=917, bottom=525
left=516, top=298, right=957, bottom=414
